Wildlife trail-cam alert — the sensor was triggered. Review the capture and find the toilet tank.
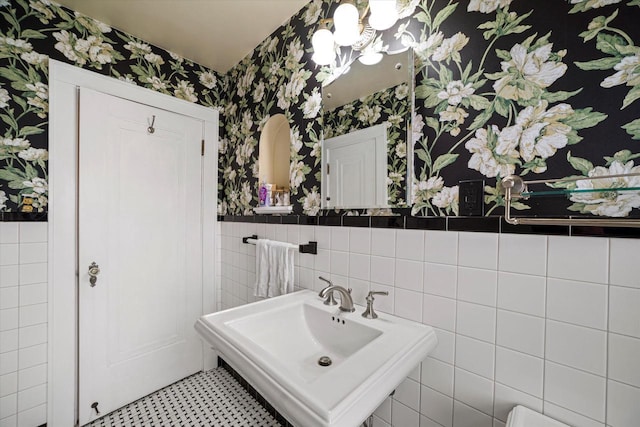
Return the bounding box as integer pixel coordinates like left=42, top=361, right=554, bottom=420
left=506, top=406, right=570, bottom=427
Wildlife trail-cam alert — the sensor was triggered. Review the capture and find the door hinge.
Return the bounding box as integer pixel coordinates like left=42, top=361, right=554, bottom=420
left=201, top=139, right=205, bottom=156
left=326, top=164, right=330, bottom=174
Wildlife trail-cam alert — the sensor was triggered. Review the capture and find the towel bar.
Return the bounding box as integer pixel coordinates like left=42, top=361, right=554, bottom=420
left=242, top=235, right=318, bottom=255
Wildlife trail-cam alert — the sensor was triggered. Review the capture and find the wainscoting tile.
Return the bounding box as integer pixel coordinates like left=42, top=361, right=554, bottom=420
left=544, top=361, right=606, bottom=422
left=425, top=230, right=458, bottom=265
left=546, top=278, right=607, bottom=330
left=421, top=357, right=454, bottom=397
left=608, top=333, right=640, bottom=388
left=496, top=310, right=544, bottom=358
left=493, top=383, right=542, bottom=423
left=457, top=267, right=497, bottom=307
left=420, top=385, right=453, bottom=427
left=606, top=380, right=640, bottom=427
left=609, top=238, right=640, bottom=288
left=396, top=229, right=424, bottom=261
left=498, top=234, right=547, bottom=276
left=497, top=272, right=546, bottom=318
left=609, top=285, right=640, bottom=339
left=457, top=302, right=495, bottom=344
left=371, top=228, right=396, bottom=258
left=547, top=236, right=608, bottom=284
left=453, top=399, right=493, bottom=427
left=455, top=335, right=495, bottom=380
left=542, top=402, right=603, bottom=427
left=424, top=263, right=457, bottom=298
left=454, top=368, right=494, bottom=416
left=495, top=346, right=543, bottom=398
left=458, top=233, right=498, bottom=270
left=545, top=320, right=607, bottom=376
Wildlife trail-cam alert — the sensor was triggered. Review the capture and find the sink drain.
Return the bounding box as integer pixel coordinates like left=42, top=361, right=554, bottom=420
left=318, top=356, right=332, bottom=367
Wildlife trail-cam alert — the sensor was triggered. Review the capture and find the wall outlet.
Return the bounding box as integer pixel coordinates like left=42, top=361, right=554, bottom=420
left=458, top=180, right=485, bottom=216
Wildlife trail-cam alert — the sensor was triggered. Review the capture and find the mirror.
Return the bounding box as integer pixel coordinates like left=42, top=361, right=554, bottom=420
left=258, top=114, right=291, bottom=207
left=321, top=49, right=413, bottom=209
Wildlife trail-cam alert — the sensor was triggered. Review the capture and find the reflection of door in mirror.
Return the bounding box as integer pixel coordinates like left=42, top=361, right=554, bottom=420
left=321, top=50, right=413, bottom=208
left=323, top=124, right=388, bottom=209
left=259, top=114, right=291, bottom=203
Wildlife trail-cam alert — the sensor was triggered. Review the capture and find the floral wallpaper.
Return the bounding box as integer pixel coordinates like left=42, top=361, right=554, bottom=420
left=324, top=83, right=410, bottom=206
left=2, top=0, right=639, bottom=219
left=220, top=0, right=640, bottom=219
left=0, top=0, right=224, bottom=213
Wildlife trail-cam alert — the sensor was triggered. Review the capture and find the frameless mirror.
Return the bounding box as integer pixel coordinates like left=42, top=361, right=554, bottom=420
left=321, top=49, right=413, bottom=210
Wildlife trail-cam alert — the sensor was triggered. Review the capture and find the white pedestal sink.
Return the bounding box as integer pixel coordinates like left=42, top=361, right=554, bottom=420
left=195, top=290, right=438, bottom=427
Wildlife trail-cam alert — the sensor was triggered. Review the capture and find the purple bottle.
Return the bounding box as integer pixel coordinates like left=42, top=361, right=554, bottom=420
left=259, top=181, right=267, bottom=207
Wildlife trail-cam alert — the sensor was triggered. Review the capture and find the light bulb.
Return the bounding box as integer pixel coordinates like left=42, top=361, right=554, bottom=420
left=368, top=0, right=398, bottom=31
left=311, top=27, right=335, bottom=65
left=333, top=1, right=360, bottom=46
left=358, top=51, right=383, bottom=65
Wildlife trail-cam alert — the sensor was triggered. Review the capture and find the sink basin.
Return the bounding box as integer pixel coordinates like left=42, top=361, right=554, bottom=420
left=195, top=290, right=437, bottom=427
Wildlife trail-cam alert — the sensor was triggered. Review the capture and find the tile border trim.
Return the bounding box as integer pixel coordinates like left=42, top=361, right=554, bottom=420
left=218, top=214, right=640, bottom=238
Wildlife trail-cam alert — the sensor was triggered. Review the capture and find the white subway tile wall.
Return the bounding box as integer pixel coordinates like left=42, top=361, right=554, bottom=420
left=0, top=222, right=47, bottom=427
left=219, top=222, right=640, bottom=427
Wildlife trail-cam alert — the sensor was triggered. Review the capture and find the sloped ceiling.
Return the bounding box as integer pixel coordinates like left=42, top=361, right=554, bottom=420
left=55, top=0, right=309, bottom=73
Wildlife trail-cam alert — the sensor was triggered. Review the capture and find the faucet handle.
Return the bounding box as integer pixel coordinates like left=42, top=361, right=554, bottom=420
left=369, top=291, right=388, bottom=297
left=318, top=276, right=333, bottom=288
left=362, top=290, right=389, bottom=319
left=318, top=276, right=337, bottom=306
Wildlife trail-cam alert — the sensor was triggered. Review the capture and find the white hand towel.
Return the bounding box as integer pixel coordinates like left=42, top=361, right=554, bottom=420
left=266, top=240, right=295, bottom=297
left=254, top=239, right=270, bottom=298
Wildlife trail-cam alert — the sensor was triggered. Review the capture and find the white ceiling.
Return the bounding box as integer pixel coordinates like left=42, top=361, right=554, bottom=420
left=55, top=0, right=310, bottom=74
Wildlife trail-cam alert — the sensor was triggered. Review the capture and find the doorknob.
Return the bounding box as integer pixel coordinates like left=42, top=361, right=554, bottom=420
left=88, top=262, right=100, bottom=287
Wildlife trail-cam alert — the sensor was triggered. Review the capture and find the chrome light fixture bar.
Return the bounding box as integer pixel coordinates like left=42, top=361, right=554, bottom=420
left=311, top=0, right=399, bottom=66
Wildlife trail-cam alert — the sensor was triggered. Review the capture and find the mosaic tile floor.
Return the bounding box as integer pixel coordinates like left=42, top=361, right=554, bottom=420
left=85, top=368, right=283, bottom=427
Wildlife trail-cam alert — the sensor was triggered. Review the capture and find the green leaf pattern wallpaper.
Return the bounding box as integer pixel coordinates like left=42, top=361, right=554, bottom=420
left=1, top=0, right=639, bottom=219
left=221, top=0, right=640, bottom=218
left=0, top=0, right=224, bottom=213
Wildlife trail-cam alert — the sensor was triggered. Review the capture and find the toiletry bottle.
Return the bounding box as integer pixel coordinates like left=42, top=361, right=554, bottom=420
left=259, top=180, right=267, bottom=207
left=265, top=183, right=273, bottom=206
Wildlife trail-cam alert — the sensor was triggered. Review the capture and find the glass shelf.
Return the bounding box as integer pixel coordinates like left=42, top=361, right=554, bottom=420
left=520, top=186, right=640, bottom=198
left=501, top=173, right=640, bottom=228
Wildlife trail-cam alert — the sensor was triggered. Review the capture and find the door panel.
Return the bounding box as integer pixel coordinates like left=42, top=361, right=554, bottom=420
left=78, top=88, right=203, bottom=424
left=331, top=142, right=375, bottom=207
left=324, top=123, right=388, bottom=208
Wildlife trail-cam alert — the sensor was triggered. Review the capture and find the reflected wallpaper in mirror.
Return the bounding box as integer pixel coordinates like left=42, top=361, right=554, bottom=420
left=322, top=50, right=413, bottom=208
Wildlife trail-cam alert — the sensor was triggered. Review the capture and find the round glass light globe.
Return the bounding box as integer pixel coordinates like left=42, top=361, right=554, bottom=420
left=312, top=27, right=334, bottom=53
left=312, top=51, right=334, bottom=65
left=369, top=12, right=398, bottom=31
left=358, top=51, right=384, bottom=65
left=333, top=2, right=360, bottom=46
left=368, top=0, right=398, bottom=30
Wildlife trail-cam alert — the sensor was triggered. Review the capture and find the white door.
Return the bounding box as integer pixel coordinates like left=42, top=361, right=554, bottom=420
left=78, top=88, right=204, bottom=424
left=324, top=124, right=388, bottom=208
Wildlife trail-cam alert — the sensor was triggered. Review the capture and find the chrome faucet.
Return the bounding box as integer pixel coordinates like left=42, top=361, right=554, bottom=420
left=319, top=285, right=355, bottom=312
left=318, top=276, right=338, bottom=305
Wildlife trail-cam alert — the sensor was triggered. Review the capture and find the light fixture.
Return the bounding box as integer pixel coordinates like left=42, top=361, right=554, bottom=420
left=311, top=0, right=399, bottom=65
